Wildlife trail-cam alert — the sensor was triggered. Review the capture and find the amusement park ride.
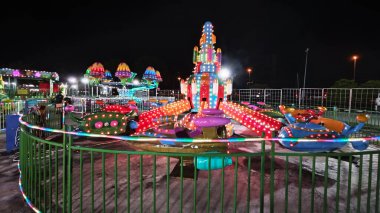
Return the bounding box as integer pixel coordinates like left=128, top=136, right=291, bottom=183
left=0, top=68, right=60, bottom=101
left=69, top=21, right=370, bottom=170
left=83, top=62, right=163, bottom=101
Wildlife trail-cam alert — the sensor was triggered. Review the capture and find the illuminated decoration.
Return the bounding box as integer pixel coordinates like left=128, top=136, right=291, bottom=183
left=279, top=105, right=327, bottom=122
left=18, top=163, right=42, bottom=213
left=25, top=70, right=33, bottom=77
left=85, top=67, right=91, bottom=75
left=103, top=104, right=138, bottom=114
left=94, top=121, right=103, bottom=129
left=155, top=70, right=163, bottom=82
left=0, top=75, right=4, bottom=90
left=212, top=79, right=218, bottom=96
left=64, top=105, right=75, bottom=112
left=0, top=75, right=8, bottom=100
left=180, top=79, right=187, bottom=95
left=115, top=62, right=136, bottom=86
left=12, top=69, right=21, bottom=77
left=182, top=22, right=230, bottom=111
left=219, top=102, right=283, bottom=138
left=88, top=62, right=105, bottom=86
left=79, top=112, right=128, bottom=135
left=51, top=72, right=59, bottom=81
left=226, top=79, right=232, bottom=95
left=19, top=116, right=378, bottom=147
left=102, top=70, right=113, bottom=83
left=41, top=72, right=51, bottom=79
left=34, top=72, right=41, bottom=78
left=0, top=68, right=59, bottom=81
left=110, top=120, right=119, bottom=127
left=81, top=61, right=158, bottom=100
left=83, top=67, right=91, bottom=82
left=191, top=78, right=196, bottom=95
left=142, top=66, right=157, bottom=83
left=134, top=99, right=191, bottom=134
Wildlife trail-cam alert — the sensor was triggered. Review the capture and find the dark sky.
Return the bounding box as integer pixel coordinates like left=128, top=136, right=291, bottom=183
left=1, top=0, right=379, bottom=89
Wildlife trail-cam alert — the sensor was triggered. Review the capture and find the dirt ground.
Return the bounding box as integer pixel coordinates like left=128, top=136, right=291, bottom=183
left=0, top=133, right=32, bottom=213
left=49, top=136, right=379, bottom=213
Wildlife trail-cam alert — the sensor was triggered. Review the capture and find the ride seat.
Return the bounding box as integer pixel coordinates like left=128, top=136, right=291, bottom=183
left=202, top=127, right=218, bottom=139
left=310, top=117, right=345, bottom=133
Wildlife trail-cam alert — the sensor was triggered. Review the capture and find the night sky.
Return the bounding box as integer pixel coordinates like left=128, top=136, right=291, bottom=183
left=1, top=1, right=379, bottom=89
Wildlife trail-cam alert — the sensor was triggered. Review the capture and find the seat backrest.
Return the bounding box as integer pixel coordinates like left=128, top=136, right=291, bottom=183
left=310, top=117, right=345, bottom=133
left=202, top=127, right=218, bottom=139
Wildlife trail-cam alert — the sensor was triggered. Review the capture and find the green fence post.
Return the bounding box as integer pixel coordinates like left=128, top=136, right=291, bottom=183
left=310, top=156, right=316, bottom=213
left=270, top=141, right=275, bottom=213
left=366, top=154, right=373, bottom=213
left=114, top=154, right=118, bottom=213
left=166, top=156, right=170, bottom=213
left=233, top=156, right=238, bottom=213
left=298, top=156, right=303, bottom=213
left=67, top=125, right=73, bottom=213
left=102, top=153, right=106, bottom=212
left=153, top=155, right=157, bottom=213
left=62, top=124, right=67, bottom=212
left=323, top=157, right=329, bottom=213
left=246, top=156, right=251, bottom=213
left=260, top=140, right=266, bottom=213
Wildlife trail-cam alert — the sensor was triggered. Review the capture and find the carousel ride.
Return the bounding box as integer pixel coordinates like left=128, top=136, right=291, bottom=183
left=69, top=21, right=370, bottom=170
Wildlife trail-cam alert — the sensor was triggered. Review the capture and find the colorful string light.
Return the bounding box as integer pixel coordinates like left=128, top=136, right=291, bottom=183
left=182, top=22, right=227, bottom=111
left=220, top=101, right=282, bottom=137
left=18, top=163, right=41, bottom=213
left=0, top=67, right=59, bottom=81
left=18, top=116, right=380, bottom=143
left=134, top=99, right=191, bottom=133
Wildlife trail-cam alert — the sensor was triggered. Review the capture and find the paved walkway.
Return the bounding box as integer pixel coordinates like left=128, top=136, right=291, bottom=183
left=0, top=133, right=32, bottom=213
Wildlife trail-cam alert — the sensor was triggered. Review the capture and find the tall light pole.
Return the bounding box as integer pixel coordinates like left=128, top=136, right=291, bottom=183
left=352, top=55, right=358, bottom=81
left=303, top=48, right=309, bottom=88
left=246, top=67, right=252, bottom=88
left=176, top=77, right=181, bottom=100
left=246, top=67, right=252, bottom=82
left=81, top=77, right=89, bottom=96
left=68, top=77, right=77, bottom=96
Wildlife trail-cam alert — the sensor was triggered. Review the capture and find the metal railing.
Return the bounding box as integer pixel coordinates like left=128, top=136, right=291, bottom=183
left=149, top=89, right=181, bottom=101
left=68, top=96, right=180, bottom=115
left=0, top=100, right=24, bottom=130
left=18, top=114, right=380, bottom=212
left=232, top=88, right=380, bottom=113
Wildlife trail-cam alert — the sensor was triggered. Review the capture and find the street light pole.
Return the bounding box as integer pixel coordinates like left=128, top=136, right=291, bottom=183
left=246, top=67, right=252, bottom=87
left=177, top=77, right=181, bottom=100
left=352, top=55, right=358, bottom=81
left=303, top=48, right=309, bottom=88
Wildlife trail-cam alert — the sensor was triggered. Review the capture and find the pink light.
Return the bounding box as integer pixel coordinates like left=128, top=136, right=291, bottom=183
left=34, top=72, right=41, bottom=78
left=13, top=69, right=21, bottom=77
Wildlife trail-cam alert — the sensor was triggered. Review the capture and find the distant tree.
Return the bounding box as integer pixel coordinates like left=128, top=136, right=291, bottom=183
left=359, top=80, right=380, bottom=88
left=331, top=79, right=358, bottom=88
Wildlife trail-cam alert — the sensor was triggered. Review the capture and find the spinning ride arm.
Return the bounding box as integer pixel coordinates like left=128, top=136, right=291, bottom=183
left=220, top=102, right=282, bottom=137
